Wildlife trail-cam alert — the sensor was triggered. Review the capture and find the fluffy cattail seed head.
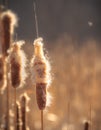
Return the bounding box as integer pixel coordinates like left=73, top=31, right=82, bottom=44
left=31, top=38, right=52, bottom=110
left=8, top=41, right=27, bottom=88
left=1, top=10, right=17, bottom=56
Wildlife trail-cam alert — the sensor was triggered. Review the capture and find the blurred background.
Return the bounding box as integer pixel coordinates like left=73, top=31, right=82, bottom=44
left=0, top=0, right=101, bottom=130
left=0, top=0, right=101, bottom=42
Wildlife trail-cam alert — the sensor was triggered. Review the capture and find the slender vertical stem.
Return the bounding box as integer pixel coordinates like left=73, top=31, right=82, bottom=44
left=41, top=110, right=43, bottom=130
left=33, top=1, right=39, bottom=38
left=6, top=57, right=9, bottom=130
left=90, top=104, right=92, bottom=130
left=14, top=88, right=17, bottom=130
left=67, top=101, right=70, bottom=130
left=21, top=96, right=26, bottom=130
left=2, top=0, right=8, bottom=9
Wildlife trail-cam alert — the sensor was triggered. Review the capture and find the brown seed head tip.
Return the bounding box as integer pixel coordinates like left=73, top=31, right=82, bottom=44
left=20, top=93, right=30, bottom=112
left=20, top=92, right=30, bottom=103
left=1, top=10, right=18, bottom=34
left=84, top=120, right=89, bottom=130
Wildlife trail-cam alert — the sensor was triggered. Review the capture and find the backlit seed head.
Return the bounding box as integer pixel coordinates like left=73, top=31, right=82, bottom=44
left=8, top=41, right=27, bottom=88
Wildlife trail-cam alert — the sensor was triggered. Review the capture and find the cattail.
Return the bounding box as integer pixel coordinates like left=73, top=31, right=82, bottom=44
left=0, top=55, right=7, bottom=93
left=31, top=37, right=51, bottom=110
left=1, top=10, right=17, bottom=56
left=84, top=121, right=89, bottom=130
left=8, top=41, right=27, bottom=88
left=8, top=41, right=27, bottom=130
left=20, top=93, right=30, bottom=130
left=0, top=10, right=17, bottom=130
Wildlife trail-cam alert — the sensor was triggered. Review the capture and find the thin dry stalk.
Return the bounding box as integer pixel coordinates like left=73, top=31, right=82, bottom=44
left=67, top=101, right=70, bottom=130
left=89, top=104, right=92, bottom=130
left=14, top=88, right=17, bottom=130
left=41, top=110, right=43, bottom=130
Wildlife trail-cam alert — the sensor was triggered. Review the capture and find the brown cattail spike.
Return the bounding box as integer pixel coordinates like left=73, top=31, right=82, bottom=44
left=36, top=83, right=46, bottom=110
left=1, top=10, right=17, bottom=56
left=11, top=57, right=21, bottom=87
left=9, top=41, right=27, bottom=88
left=1, top=13, right=11, bottom=56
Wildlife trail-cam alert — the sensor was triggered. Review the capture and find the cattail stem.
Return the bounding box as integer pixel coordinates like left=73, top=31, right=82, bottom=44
left=41, top=110, right=43, bottom=130
left=90, top=104, right=92, bottom=130
left=33, top=1, right=39, bottom=38
left=16, top=103, right=19, bottom=130
left=67, top=101, right=70, bottom=130
left=21, top=96, right=26, bottom=130
left=14, top=88, right=17, bottom=130
left=6, top=58, right=9, bottom=130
